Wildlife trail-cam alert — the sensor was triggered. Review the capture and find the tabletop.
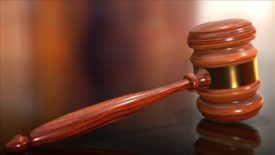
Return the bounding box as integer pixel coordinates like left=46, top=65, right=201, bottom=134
left=1, top=56, right=275, bottom=155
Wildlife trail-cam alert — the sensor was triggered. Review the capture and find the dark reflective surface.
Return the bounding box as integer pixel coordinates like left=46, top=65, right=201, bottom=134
left=12, top=147, right=138, bottom=155
left=194, top=119, right=261, bottom=155
left=3, top=103, right=274, bottom=155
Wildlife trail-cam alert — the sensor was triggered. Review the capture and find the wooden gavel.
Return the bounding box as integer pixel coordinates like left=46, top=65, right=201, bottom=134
left=5, top=19, right=263, bottom=153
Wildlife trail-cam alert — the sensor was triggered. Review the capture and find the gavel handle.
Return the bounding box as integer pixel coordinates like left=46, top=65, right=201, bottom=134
left=6, top=73, right=202, bottom=153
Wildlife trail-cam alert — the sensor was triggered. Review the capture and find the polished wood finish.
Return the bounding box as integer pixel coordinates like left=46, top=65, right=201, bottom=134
left=188, top=19, right=257, bottom=68
left=197, top=94, right=263, bottom=122
left=188, top=19, right=263, bottom=122
left=5, top=135, right=29, bottom=153
left=5, top=73, right=207, bottom=153
left=190, top=43, right=257, bottom=68
left=5, top=19, right=263, bottom=152
left=188, top=19, right=256, bottom=51
left=198, top=81, right=260, bottom=104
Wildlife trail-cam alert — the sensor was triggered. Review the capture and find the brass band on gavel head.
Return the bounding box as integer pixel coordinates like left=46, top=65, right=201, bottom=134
left=187, top=19, right=263, bottom=122
left=203, top=59, right=258, bottom=89
left=187, top=19, right=259, bottom=90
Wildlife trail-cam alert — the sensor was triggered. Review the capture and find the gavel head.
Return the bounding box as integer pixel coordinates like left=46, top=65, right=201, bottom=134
left=187, top=19, right=263, bottom=122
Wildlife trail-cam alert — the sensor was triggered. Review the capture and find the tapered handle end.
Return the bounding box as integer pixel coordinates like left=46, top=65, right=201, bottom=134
left=5, top=134, right=29, bottom=153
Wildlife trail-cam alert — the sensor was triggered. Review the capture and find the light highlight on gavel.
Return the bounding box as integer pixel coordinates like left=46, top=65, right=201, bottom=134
left=188, top=19, right=262, bottom=122
left=5, top=19, right=263, bottom=153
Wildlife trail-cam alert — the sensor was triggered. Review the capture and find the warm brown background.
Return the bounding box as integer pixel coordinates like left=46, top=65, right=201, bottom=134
left=1, top=1, right=275, bottom=154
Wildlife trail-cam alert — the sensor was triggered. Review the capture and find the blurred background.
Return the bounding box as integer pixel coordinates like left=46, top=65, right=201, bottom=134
left=1, top=1, right=275, bottom=154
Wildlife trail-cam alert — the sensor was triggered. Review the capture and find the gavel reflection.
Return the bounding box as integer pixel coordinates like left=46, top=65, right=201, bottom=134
left=194, top=119, right=261, bottom=155
left=5, top=19, right=263, bottom=153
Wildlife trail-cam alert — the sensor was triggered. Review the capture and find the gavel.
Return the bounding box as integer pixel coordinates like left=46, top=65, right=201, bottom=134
left=5, top=19, right=263, bottom=153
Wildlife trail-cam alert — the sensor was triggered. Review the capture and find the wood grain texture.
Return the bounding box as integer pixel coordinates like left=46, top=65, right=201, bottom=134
left=188, top=19, right=256, bottom=50
left=197, top=81, right=260, bottom=104
left=5, top=18, right=263, bottom=153
left=188, top=19, right=263, bottom=122
left=190, top=43, right=257, bottom=68
left=5, top=73, right=205, bottom=152
left=29, top=79, right=192, bottom=146
left=197, top=94, right=263, bottom=122
left=188, top=19, right=257, bottom=68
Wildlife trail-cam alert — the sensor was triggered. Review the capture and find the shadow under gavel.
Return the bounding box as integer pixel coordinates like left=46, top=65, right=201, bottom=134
left=194, top=119, right=261, bottom=155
